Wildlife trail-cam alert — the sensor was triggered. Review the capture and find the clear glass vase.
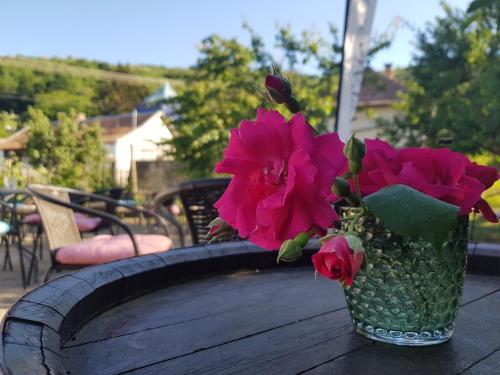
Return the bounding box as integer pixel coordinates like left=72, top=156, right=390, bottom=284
left=341, top=209, right=468, bottom=346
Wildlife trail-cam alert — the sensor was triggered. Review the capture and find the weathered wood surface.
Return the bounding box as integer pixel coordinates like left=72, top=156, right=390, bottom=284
left=61, top=270, right=500, bottom=375
left=1, top=241, right=499, bottom=375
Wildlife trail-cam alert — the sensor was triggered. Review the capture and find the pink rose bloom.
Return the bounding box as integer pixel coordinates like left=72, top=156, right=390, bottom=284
left=214, top=108, right=346, bottom=250
left=312, top=236, right=364, bottom=286
left=357, top=139, right=499, bottom=222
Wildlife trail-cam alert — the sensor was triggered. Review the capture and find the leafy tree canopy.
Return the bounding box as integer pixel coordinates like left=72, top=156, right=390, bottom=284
left=379, top=1, right=500, bottom=155
left=25, top=107, right=111, bottom=190
left=165, top=24, right=390, bottom=177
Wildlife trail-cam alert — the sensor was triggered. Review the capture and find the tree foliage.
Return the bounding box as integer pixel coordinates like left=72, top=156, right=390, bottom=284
left=165, top=24, right=390, bottom=177
left=25, top=107, right=111, bottom=190
left=379, top=2, right=500, bottom=155
left=0, top=58, right=186, bottom=118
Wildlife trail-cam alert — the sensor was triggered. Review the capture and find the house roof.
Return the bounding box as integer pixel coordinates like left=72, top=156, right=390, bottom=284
left=357, top=68, right=406, bottom=107
left=0, top=128, right=29, bottom=151
left=81, top=110, right=159, bottom=144
left=0, top=110, right=161, bottom=151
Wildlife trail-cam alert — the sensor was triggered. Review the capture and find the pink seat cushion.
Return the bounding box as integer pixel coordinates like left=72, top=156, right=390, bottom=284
left=23, top=212, right=102, bottom=232
left=55, top=234, right=173, bottom=265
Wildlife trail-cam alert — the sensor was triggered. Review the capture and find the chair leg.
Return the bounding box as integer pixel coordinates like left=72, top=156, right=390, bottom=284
left=35, top=225, right=43, bottom=260
left=43, top=266, right=54, bottom=283
left=2, top=236, right=13, bottom=271
left=16, top=241, right=27, bottom=289
left=26, top=250, right=39, bottom=286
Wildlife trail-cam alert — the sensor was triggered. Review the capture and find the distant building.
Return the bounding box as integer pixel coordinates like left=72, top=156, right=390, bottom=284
left=350, top=64, right=406, bottom=139
left=0, top=109, right=173, bottom=186
left=82, top=110, right=172, bottom=185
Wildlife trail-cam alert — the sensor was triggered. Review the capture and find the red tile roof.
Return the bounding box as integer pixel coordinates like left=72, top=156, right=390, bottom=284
left=357, top=68, right=406, bottom=107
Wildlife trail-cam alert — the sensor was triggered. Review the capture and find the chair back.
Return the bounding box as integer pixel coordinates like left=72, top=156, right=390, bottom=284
left=29, top=185, right=81, bottom=251
left=178, top=178, right=234, bottom=244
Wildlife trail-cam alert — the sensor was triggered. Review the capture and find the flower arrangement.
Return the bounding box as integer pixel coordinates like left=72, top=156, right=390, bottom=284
left=208, top=72, right=499, bottom=345
left=211, top=72, right=498, bottom=279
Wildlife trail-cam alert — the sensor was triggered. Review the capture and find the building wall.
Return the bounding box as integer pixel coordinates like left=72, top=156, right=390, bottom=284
left=351, top=106, right=398, bottom=139
left=113, top=111, right=173, bottom=185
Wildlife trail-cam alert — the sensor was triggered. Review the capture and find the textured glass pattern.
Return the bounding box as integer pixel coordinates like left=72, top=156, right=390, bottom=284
left=341, top=209, right=468, bottom=346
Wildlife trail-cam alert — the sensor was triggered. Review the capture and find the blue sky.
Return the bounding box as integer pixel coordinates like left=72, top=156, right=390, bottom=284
left=1, top=0, right=470, bottom=71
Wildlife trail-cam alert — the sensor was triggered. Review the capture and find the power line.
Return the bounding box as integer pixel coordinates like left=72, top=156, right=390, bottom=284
left=0, top=56, right=179, bottom=86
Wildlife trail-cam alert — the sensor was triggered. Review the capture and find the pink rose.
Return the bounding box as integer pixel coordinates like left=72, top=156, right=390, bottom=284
left=312, top=236, right=364, bottom=286
left=214, top=108, right=346, bottom=250
left=356, top=139, right=499, bottom=223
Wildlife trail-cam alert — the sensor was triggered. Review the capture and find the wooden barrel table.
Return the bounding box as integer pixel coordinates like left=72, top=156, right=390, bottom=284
left=1, top=242, right=499, bottom=374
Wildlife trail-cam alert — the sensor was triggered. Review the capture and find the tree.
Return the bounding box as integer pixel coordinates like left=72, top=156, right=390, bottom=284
left=25, top=107, right=111, bottom=190
left=164, top=36, right=264, bottom=178
left=165, top=24, right=390, bottom=177
left=379, top=1, right=500, bottom=155
left=0, top=111, right=19, bottom=137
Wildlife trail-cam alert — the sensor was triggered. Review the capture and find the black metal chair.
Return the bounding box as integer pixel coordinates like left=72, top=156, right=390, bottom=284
left=26, top=184, right=184, bottom=283
left=154, top=178, right=240, bottom=246
left=0, top=191, right=37, bottom=288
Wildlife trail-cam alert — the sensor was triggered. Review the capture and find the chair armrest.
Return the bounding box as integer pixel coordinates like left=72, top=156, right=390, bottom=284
left=153, top=187, right=185, bottom=247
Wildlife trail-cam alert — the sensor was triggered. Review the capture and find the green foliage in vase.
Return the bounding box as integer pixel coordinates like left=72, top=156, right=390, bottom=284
left=379, top=2, right=500, bottom=156
left=25, top=107, right=111, bottom=190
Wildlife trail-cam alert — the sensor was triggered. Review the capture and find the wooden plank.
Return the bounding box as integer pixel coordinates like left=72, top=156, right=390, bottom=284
left=61, top=267, right=346, bottom=374
left=65, top=268, right=312, bottom=345
left=7, top=300, right=63, bottom=332
left=130, top=309, right=372, bottom=375
left=105, top=277, right=500, bottom=375
left=302, top=290, right=500, bottom=375
left=2, top=320, right=59, bottom=355
left=62, top=272, right=500, bottom=375
left=461, top=274, right=500, bottom=303
left=21, top=285, right=79, bottom=317
left=461, top=348, right=500, bottom=374
left=2, top=342, right=65, bottom=375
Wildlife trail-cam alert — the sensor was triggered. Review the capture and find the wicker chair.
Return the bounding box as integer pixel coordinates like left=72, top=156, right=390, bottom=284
left=27, top=184, right=182, bottom=282
left=154, top=178, right=240, bottom=246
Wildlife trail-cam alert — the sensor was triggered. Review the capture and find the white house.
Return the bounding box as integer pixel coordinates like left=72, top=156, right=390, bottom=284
left=0, top=109, right=173, bottom=186
left=350, top=65, right=406, bottom=139
left=82, top=110, right=173, bottom=185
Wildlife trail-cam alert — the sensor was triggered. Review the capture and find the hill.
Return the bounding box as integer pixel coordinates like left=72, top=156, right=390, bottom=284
left=0, top=56, right=192, bottom=119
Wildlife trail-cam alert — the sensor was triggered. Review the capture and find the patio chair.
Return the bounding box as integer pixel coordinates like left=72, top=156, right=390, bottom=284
left=0, top=196, right=35, bottom=288
left=154, top=178, right=240, bottom=246
left=27, top=184, right=182, bottom=282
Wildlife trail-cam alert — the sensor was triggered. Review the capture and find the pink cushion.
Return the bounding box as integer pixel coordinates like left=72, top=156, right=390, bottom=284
left=22, top=213, right=41, bottom=225
left=55, top=234, right=173, bottom=265
left=23, top=212, right=102, bottom=232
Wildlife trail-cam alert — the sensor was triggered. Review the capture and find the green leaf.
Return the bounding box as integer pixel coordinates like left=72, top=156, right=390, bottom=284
left=362, top=184, right=459, bottom=249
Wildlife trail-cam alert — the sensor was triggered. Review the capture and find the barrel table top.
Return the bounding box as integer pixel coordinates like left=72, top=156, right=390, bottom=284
left=1, top=241, right=499, bottom=374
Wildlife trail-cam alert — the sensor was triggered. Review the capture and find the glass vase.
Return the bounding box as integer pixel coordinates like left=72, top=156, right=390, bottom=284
left=341, top=208, right=468, bottom=346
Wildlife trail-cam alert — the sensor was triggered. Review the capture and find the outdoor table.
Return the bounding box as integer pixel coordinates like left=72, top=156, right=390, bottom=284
left=1, top=242, right=499, bottom=374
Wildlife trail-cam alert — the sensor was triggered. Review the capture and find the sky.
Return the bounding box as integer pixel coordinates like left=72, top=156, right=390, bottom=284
left=0, top=0, right=471, bottom=71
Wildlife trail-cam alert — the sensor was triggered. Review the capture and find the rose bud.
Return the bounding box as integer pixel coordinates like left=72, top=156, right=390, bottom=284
left=343, top=134, right=366, bottom=162
left=332, top=176, right=351, bottom=197
left=207, top=217, right=235, bottom=243
left=311, top=235, right=364, bottom=286
left=265, top=74, right=292, bottom=104
left=277, top=239, right=302, bottom=263
left=348, top=159, right=363, bottom=175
